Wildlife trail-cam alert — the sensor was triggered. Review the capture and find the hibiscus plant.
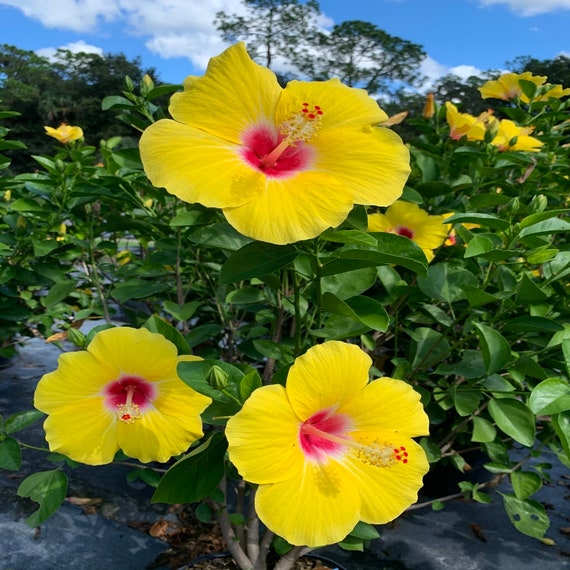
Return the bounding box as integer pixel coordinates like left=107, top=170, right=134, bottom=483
left=0, top=43, right=569, bottom=569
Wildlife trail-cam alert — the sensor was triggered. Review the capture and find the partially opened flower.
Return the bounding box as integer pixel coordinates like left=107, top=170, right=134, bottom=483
left=444, top=102, right=487, bottom=141
left=368, top=201, right=449, bottom=262
left=226, top=341, right=429, bottom=547
left=34, top=327, right=211, bottom=465
left=44, top=123, right=83, bottom=144
left=139, top=43, right=410, bottom=245
left=491, top=119, right=543, bottom=152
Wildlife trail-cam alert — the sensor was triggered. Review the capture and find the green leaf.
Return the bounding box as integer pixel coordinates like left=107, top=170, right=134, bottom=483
left=518, top=217, right=570, bottom=239
left=473, top=323, right=512, bottom=375
left=239, top=370, right=262, bottom=402
left=320, top=229, right=377, bottom=247
left=471, top=416, right=497, bottom=443
left=0, top=437, right=21, bottom=470
left=338, top=232, right=428, bottom=276
left=44, top=280, right=76, bottom=307
left=189, top=222, right=251, bottom=251
left=321, top=293, right=389, bottom=333
left=152, top=433, right=227, bottom=504
left=502, top=317, right=563, bottom=334
left=452, top=388, right=482, bottom=417
left=17, top=470, right=68, bottom=527
left=162, top=300, right=201, bottom=321
left=501, top=494, right=549, bottom=539
left=511, top=471, right=542, bottom=500
left=32, top=239, right=60, bottom=258
left=552, top=411, right=570, bottom=461
left=516, top=274, right=548, bottom=304
left=488, top=398, right=536, bottom=447
left=529, top=378, right=570, bottom=415
left=444, top=213, right=510, bottom=230
left=408, top=327, right=450, bottom=369
left=4, top=410, right=45, bottom=435
left=143, top=315, right=191, bottom=355
left=418, top=263, right=478, bottom=303
left=112, top=279, right=168, bottom=303
left=9, top=197, right=46, bottom=213
left=464, top=235, right=495, bottom=258
left=219, top=242, right=297, bottom=283
left=321, top=266, right=377, bottom=300
left=226, top=287, right=266, bottom=305
left=348, top=521, right=381, bottom=541
left=520, top=209, right=570, bottom=229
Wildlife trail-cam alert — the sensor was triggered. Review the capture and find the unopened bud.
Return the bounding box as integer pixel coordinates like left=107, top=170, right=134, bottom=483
left=529, top=194, right=547, bottom=213
left=66, top=327, right=86, bottom=348
left=422, top=93, right=435, bottom=119
left=506, top=197, right=520, bottom=215
left=208, top=365, right=229, bottom=390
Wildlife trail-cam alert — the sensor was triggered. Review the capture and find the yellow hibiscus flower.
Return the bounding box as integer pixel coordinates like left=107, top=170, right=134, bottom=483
left=491, top=120, right=543, bottom=152
left=44, top=123, right=84, bottom=144
left=478, top=72, right=547, bottom=102
left=368, top=201, right=449, bottom=262
left=226, top=341, right=429, bottom=547
left=139, top=43, right=410, bottom=245
left=34, top=327, right=211, bottom=465
left=444, top=102, right=488, bottom=141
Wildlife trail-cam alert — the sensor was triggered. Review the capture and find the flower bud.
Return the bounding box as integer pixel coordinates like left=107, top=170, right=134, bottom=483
left=66, top=327, right=86, bottom=348
left=529, top=194, right=547, bottom=213
left=506, top=197, right=520, bottom=215
left=208, top=365, right=229, bottom=390
left=422, top=93, right=435, bottom=119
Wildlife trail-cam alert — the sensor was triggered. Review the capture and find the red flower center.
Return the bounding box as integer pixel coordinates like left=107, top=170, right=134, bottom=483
left=239, top=103, right=322, bottom=179
left=103, top=375, right=156, bottom=422
left=299, top=408, right=351, bottom=462
left=396, top=226, right=414, bottom=239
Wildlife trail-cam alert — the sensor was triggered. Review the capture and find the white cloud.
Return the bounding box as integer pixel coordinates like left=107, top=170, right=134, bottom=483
left=478, top=0, right=570, bottom=16
left=416, top=56, right=485, bottom=92
left=36, top=40, right=104, bottom=61
left=0, top=0, right=121, bottom=32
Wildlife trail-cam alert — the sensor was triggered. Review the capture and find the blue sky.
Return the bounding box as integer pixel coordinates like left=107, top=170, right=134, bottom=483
left=0, top=0, right=569, bottom=90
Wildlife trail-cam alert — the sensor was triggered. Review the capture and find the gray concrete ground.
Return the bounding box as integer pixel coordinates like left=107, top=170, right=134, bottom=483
left=0, top=335, right=569, bottom=570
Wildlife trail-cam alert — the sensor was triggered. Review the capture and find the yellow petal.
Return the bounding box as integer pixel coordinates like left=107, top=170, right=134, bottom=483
left=34, top=351, right=115, bottom=412
left=226, top=385, right=305, bottom=484
left=139, top=119, right=263, bottom=209
left=87, top=327, right=180, bottom=381
left=314, top=125, right=409, bottom=206
left=169, top=42, right=282, bottom=143
left=42, top=399, right=119, bottom=465
left=286, top=341, right=371, bottom=421
left=344, top=437, right=429, bottom=523
left=276, top=78, right=388, bottom=130
left=153, top=377, right=211, bottom=418
left=340, top=377, right=429, bottom=437
left=117, top=408, right=205, bottom=463
left=255, top=460, right=360, bottom=547
left=223, top=171, right=352, bottom=244
left=367, top=212, right=391, bottom=232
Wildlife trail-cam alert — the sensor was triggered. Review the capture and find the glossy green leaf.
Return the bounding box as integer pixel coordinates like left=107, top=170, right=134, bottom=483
left=471, top=416, right=496, bottom=443
left=408, top=327, right=450, bottom=369
left=17, top=470, right=68, bottom=527
left=511, top=471, right=542, bottom=500
left=552, top=411, right=570, bottom=461
left=452, top=388, right=482, bottom=416
left=464, top=235, right=495, bottom=258
left=529, top=378, right=570, bottom=415
left=488, top=398, right=536, bottom=447
left=473, top=323, right=512, bottom=374
left=0, top=437, right=21, bottom=470
left=501, top=494, right=549, bottom=539
left=152, top=433, right=227, bottom=504
left=112, top=279, right=168, bottom=303
left=518, top=217, right=570, bottom=239
left=220, top=242, right=297, bottom=283
left=418, top=263, right=478, bottom=303
left=44, top=280, right=76, bottom=307
left=321, top=292, right=389, bottom=333
left=444, top=213, right=509, bottom=230
left=143, top=315, right=191, bottom=355
left=4, top=410, right=45, bottom=435
left=189, top=222, right=251, bottom=251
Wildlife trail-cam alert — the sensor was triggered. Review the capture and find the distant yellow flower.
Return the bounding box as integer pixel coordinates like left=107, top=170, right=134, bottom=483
left=44, top=123, right=83, bottom=144
left=478, top=71, right=570, bottom=103
left=491, top=120, right=543, bottom=152
left=443, top=213, right=480, bottom=246
left=34, top=327, right=211, bottom=465
left=226, top=341, right=429, bottom=547
left=139, top=43, right=409, bottom=245
left=368, top=201, right=449, bottom=262
left=444, top=102, right=487, bottom=141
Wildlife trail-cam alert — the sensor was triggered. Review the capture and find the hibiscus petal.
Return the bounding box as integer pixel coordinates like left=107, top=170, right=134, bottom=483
left=223, top=171, right=352, bottom=244
left=153, top=378, right=211, bottom=418
left=340, top=377, right=429, bottom=437
left=140, top=120, right=263, bottom=209
left=117, top=409, right=205, bottom=463
left=286, top=341, right=371, bottom=421
left=314, top=125, right=410, bottom=206
left=42, top=399, right=118, bottom=465
left=226, top=385, right=305, bottom=484
left=169, top=42, right=282, bottom=144
left=255, top=460, right=360, bottom=547
left=343, top=438, right=429, bottom=524
left=276, top=78, right=388, bottom=129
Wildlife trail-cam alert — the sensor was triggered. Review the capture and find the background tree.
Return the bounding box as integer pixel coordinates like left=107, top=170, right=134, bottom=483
left=508, top=54, right=570, bottom=88
left=294, top=20, right=426, bottom=95
left=0, top=45, right=159, bottom=171
left=214, top=0, right=321, bottom=72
